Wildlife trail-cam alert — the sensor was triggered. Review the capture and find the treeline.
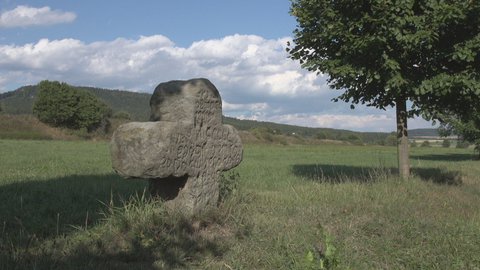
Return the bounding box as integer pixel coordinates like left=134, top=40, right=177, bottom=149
left=0, top=84, right=151, bottom=121
left=223, top=117, right=391, bottom=145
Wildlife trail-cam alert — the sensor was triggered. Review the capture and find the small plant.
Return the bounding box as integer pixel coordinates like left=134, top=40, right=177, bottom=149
left=219, top=171, right=240, bottom=203
left=303, top=229, right=339, bottom=269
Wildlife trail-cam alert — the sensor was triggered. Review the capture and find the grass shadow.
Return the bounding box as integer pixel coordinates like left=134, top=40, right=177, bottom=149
left=0, top=174, right=147, bottom=240
left=292, top=164, right=463, bottom=185
left=411, top=153, right=474, bottom=161
left=0, top=174, right=230, bottom=269
left=6, top=215, right=227, bottom=270
left=413, top=167, right=463, bottom=185
left=291, top=164, right=395, bottom=183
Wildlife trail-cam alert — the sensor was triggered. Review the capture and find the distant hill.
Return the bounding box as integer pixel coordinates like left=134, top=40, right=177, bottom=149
left=0, top=85, right=151, bottom=121
left=408, top=128, right=439, bottom=138
left=223, top=117, right=390, bottom=144
left=0, top=83, right=438, bottom=144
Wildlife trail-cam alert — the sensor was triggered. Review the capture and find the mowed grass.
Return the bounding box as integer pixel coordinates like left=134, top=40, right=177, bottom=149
left=1, top=140, right=479, bottom=269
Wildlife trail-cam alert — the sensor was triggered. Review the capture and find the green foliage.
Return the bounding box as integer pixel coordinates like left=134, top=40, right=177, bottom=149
left=288, top=0, right=480, bottom=118
left=219, top=171, right=240, bottom=203
left=438, top=113, right=480, bottom=156
left=76, top=86, right=150, bottom=121
left=251, top=127, right=275, bottom=142
left=0, top=85, right=37, bottom=114
left=315, top=131, right=327, bottom=140
left=420, top=140, right=431, bottom=147
left=456, top=140, right=470, bottom=149
left=442, top=139, right=451, bottom=148
left=33, top=81, right=111, bottom=132
left=303, top=228, right=339, bottom=270
left=288, top=0, right=480, bottom=177
left=384, top=133, right=397, bottom=146
left=111, top=110, right=131, bottom=120
left=410, top=140, right=418, bottom=148
left=0, top=84, right=150, bottom=120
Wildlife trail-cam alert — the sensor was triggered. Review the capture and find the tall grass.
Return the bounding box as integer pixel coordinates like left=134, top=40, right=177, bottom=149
left=1, top=140, right=479, bottom=269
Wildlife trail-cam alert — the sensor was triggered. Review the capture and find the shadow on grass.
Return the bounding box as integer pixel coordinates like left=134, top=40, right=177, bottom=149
left=292, top=164, right=463, bottom=185
left=0, top=174, right=228, bottom=269
left=411, top=153, right=475, bottom=162
left=0, top=174, right=147, bottom=239
left=4, top=216, right=226, bottom=270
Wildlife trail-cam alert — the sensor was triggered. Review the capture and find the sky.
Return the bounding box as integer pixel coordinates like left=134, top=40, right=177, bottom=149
left=0, top=0, right=434, bottom=132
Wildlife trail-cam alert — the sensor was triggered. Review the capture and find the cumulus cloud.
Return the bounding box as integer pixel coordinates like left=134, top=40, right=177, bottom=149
left=0, top=5, right=76, bottom=28
left=0, top=34, right=432, bottom=131
left=267, top=113, right=396, bottom=132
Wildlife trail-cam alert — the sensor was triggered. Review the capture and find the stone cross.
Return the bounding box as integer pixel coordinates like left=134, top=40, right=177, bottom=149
left=110, top=78, right=243, bottom=215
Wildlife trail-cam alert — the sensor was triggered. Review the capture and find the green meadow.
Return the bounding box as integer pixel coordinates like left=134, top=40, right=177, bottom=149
left=1, top=139, right=479, bottom=269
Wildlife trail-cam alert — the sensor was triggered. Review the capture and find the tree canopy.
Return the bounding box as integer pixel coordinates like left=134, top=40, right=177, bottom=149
left=288, top=0, right=480, bottom=177
left=288, top=0, right=479, bottom=115
left=33, top=81, right=111, bottom=132
left=438, top=112, right=480, bottom=157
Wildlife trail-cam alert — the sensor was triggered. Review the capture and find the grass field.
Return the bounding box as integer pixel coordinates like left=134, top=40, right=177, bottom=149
left=1, top=139, right=479, bottom=269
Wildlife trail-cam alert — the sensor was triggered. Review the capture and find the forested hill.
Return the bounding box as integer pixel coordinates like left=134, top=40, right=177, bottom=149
left=0, top=85, right=151, bottom=121
left=0, top=84, right=437, bottom=143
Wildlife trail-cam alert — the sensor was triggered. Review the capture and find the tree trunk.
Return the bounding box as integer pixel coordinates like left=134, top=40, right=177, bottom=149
left=396, top=97, right=410, bottom=178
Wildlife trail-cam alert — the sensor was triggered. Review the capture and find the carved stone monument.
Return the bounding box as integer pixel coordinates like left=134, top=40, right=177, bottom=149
left=110, top=78, right=243, bottom=214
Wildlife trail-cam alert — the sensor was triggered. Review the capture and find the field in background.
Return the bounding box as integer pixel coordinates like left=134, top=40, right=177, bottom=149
left=1, top=140, right=479, bottom=269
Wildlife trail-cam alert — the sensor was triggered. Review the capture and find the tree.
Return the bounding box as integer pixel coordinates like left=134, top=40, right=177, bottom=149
left=442, top=139, right=451, bottom=148
left=288, top=0, right=480, bottom=178
left=438, top=113, right=480, bottom=157
left=33, top=81, right=111, bottom=132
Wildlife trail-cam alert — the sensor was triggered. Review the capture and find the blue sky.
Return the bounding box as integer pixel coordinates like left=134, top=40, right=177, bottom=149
left=0, top=0, right=433, bottom=131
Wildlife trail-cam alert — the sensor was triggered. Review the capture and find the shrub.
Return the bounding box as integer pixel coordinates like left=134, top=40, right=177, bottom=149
left=442, top=139, right=451, bottom=148
left=384, top=133, right=397, bottom=146
left=456, top=140, right=470, bottom=149
left=112, top=111, right=131, bottom=120
left=33, top=81, right=112, bottom=132
left=316, top=132, right=327, bottom=140
left=219, top=171, right=240, bottom=203
left=420, top=141, right=431, bottom=147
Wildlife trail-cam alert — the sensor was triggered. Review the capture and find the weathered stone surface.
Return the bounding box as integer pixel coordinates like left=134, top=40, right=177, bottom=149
left=110, top=78, right=243, bottom=214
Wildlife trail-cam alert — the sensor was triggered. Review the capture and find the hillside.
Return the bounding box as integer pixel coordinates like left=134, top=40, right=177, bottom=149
left=0, top=85, right=151, bottom=121
left=0, top=114, right=77, bottom=140
left=0, top=83, right=437, bottom=144
left=409, top=128, right=439, bottom=138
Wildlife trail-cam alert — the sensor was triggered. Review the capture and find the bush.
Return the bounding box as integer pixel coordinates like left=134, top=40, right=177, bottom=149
left=456, top=140, right=470, bottom=149
left=219, top=171, right=240, bottom=203
left=112, top=111, right=131, bottom=120
left=316, top=132, right=327, bottom=140
left=420, top=141, right=431, bottom=147
left=384, top=133, right=397, bottom=146
left=410, top=140, right=418, bottom=147
left=33, top=81, right=111, bottom=132
left=442, top=139, right=451, bottom=148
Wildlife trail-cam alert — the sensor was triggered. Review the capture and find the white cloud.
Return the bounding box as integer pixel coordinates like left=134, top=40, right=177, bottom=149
left=222, top=101, right=270, bottom=112
left=0, top=5, right=76, bottom=28
left=0, top=34, right=433, bottom=131
left=267, top=113, right=395, bottom=132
